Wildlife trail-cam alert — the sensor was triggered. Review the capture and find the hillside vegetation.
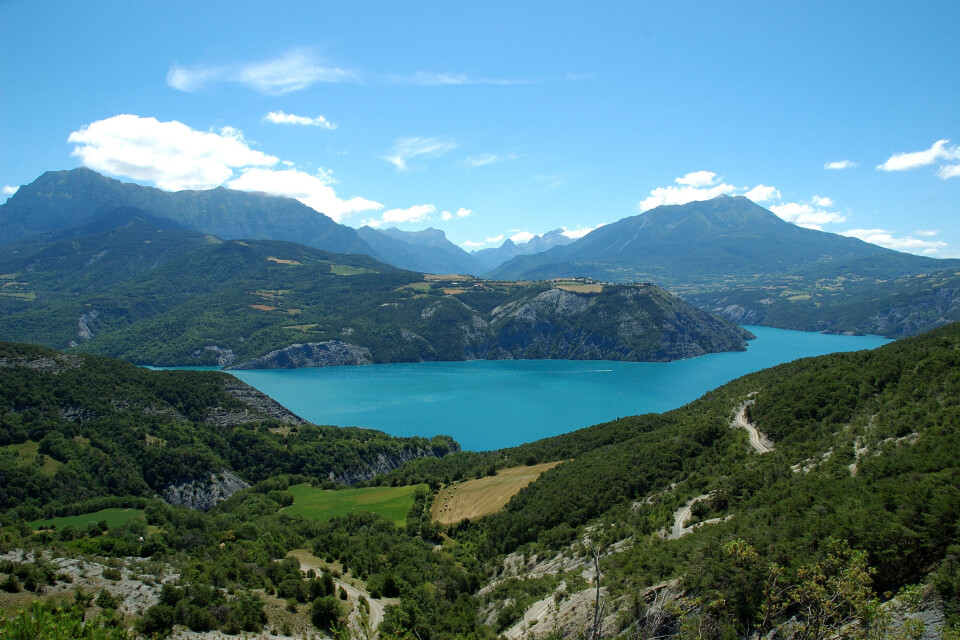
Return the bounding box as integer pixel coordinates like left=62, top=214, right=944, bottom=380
left=0, top=212, right=750, bottom=367
left=2, top=325, right=959, bottom=638
left=0, top=341, right=456, bottom=519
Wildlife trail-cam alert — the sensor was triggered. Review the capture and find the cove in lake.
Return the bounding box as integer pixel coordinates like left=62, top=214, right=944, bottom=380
left=227, top=326, right=890, bottom=451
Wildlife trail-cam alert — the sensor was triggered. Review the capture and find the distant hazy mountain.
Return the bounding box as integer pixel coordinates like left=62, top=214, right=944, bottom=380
left=357, top=226, right=487, bottom=275
left=0, top=168, right=371, bottom=255
left=488, top=195, right=940, bottom=286
left=472, top=228, right=574, bottom=270
left=0, top=168, right=503, bottom=276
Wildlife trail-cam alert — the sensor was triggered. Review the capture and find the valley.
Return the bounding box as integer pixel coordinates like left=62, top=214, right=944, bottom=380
left=0, top=170, right=956, bottom=640
left=2, top=323, right=959, bottom=638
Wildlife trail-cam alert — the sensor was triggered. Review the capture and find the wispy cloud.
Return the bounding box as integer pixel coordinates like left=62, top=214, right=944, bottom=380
left=462, top=240, right=487, bottom=248
left=877, top=139, right=960, bottom=177
left=824, top=159, right=857, bottom=170
left=841, top=228, right=947, bottom=255
left=2, top=185, right=18, bottom=196
left=534, top=173, right=568, bottom=189
left=169, top=49, right=534, bottom=94
left=384, top=136, right=457, bottom=171
left=363, top=204, right=437, bottom=228
left=263, top=111, right=337, bottom=129
left=168, top=49, right=356, bottom=95
left=68, top=114, right=278, bottom=191
left=461, top=153, right=521, bottom=168
left=387, top=71, right=536, bottom=86
left=937, top=164, right=960, bottom=179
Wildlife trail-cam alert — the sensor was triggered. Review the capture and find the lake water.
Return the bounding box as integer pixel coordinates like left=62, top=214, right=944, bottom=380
left=226, top=326, right=890, bottom=451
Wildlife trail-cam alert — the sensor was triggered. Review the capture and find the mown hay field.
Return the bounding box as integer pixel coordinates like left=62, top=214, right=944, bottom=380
left=432, top=461, right=562, bottom=525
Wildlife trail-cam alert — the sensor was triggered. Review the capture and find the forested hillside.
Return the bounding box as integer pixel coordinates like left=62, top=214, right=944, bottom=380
left=0, top=215, right=750, bottom=367
left=0, top=341, right=456, bottom=519
left=2, top=325, right=959, bottom=638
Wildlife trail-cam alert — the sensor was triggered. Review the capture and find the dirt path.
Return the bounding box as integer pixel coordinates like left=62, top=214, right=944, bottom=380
left=732, top=397, right=774, bottom=454
left=288, top=549, right=389, bottom=635
left=668, top=494, right=710, bottom=540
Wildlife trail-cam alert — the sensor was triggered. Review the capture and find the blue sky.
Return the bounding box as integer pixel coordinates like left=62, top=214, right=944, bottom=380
left=2, top=1, right=958, bottom=256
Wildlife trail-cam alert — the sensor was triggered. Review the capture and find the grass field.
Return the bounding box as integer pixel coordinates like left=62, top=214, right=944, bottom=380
left=1, top=441, right=62, bottom=475
left=432, top=461, right=563, bottom=525
left=30, top=508, right=145, bottom=531
left=281, top=484, right=425, bottom=525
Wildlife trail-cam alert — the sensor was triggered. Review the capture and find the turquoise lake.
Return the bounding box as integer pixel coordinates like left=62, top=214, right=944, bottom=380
left=227, top=326, right=890, bottom=451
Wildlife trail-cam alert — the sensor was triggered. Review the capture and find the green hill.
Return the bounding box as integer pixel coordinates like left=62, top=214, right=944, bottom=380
left=0, top=340, right=456, bottom=519
left=0, top=215, right=750, bottom=367
left=2, top=325, right=959, bottom=638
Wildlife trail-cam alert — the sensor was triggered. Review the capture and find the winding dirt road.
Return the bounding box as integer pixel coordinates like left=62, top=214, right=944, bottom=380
left=668, top=494, right=710, bottom=540
left=732, top=398, right=774, bottom=454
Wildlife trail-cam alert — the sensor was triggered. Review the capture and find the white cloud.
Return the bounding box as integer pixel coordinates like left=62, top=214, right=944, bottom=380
left=2, top=185, right=18, bottom=196
left=674, top=170, right=718, bottom=188
left=363, top=204, right=436, bottom=228
left=824, top=160, right=857, bottom=170
left=168, top=49, right=356, bottom=95
left=68, top=115, right=278, bottom=191
left=461, top=153, right=520, bottom=168
left=743, top=184, right=780, bottom=203
left=510, top=231, right=536, bottom=243
left=937, top=164, right=960, bottom=179
left=263, top=111, right=337, bottom=129
left=384, top=136, right=457, bottom=171
left=485, top=234, right=504, bottom=243
left=462, top=240, right=487, bottom=248
left=640, top=171, right=853, bottom=231
left=638, top=171, right=739, bottom=211
left=227, top=167, right=382, bottom=222
left=841, top=228, right=947, bottom=255
left=915, top=229, right=939, bottom=237
left=440, top=207, right=472, bottom=221
left=769, top=201, right=847, bottom=230
left=561, top=224, right=604, bottom=239
left=877, top=139, right=960, bottom=172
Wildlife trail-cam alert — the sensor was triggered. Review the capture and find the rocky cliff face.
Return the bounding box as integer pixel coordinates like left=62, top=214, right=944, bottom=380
left=229, top=285, right=751, bottom=369
left=162, top=471, right=249, bottom=510
left=228, top=340, right=373, bottom=370
left=206, top=379, right=307, bottom=426
left=330, top=443, right=460, bottom=485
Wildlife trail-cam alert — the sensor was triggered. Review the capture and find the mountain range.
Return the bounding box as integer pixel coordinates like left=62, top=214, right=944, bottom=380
left=3, top=168, right=959, bottom=338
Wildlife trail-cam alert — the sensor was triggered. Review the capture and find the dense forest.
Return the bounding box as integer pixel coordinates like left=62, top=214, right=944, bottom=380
left=1, top=324, right=959, bottom=638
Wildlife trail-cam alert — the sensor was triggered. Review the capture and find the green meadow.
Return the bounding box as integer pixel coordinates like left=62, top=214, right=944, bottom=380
left=281, top=483, right=424, bottom=525
left=30, top=508, right=145, bottom=531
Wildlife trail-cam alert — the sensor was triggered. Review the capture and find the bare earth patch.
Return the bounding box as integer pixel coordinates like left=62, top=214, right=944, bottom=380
left=432, top=462, right=562, bottom=525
